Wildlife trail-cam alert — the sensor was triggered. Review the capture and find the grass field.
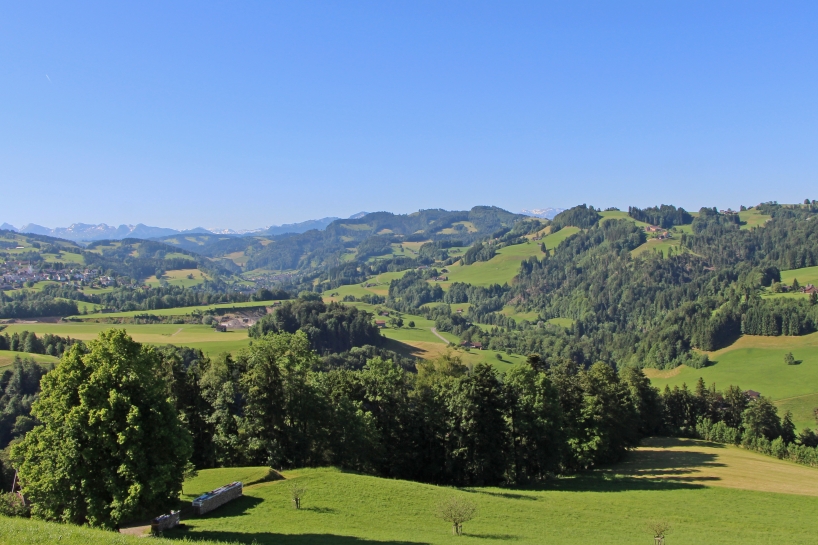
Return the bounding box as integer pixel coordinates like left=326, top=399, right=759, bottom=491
left=781, top=265, right=818, bottom=288
left=0, top=324, right=251, bottom=357
left=145, top=268, right=209, bottom=288
left=0, top=350, right=60, bottom=368
left=599, top=210, right=649, bottom=228
left=631, top=236, right=684, bottom=258
left=163, top=438, right=818, bottom=544
left=646, top=333, right=818, bottom=431
left=73, top=300, right=281, bottom=319
left=6, top=438, right=818, bottom=544
left=498, top=305, right=540, bottom=322
left=739, top=208, right=772, bottom=229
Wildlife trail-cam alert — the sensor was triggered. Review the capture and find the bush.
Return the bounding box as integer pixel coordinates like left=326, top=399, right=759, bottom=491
left=696, top=418, right=741, bottom=444
left=0, top=492, right=29, bottom=517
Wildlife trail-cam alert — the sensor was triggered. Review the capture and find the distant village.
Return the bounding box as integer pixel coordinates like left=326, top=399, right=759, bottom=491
left=0, top=259, right=115, bottom=291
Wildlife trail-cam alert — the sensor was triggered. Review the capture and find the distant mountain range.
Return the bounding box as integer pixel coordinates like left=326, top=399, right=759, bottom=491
left=0, top=214, right=366, bottom=242
left=521, top=208, right=564, bottom=219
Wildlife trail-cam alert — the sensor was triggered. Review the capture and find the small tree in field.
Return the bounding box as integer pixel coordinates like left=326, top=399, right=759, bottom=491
left=290, top=482, right=307, bottom=509
left=785, top=352, right=796, bottom=365
left=435, top=496, right=477, bottom=536
left=646, top=521, right=672, bottom=544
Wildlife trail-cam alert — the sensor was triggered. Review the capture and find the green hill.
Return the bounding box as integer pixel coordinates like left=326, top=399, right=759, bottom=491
left=8, top=438, right=818, bottom=545
left=646, top=333, right=818, bottom=431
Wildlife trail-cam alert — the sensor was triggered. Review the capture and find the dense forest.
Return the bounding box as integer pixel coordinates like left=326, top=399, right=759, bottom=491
left=384, top=203, right=818, bottom=371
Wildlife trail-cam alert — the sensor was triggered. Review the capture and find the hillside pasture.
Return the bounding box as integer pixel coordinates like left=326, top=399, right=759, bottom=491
left=159, top=440, right=818, bottom=545
left=7, top=436, right=818, bottom=545
left=599, top=210, right=650, bottom=229
left=145, top=268, right=209, bottom=288
left=440, top=241, right=547, bottom=288
left=781, top=265, right=818, bottom=288
left=0, top=323, right=251, bottom=357
left=739, top=208, right=772, bottom=229
left=72, top=300, right=279, bottom=319
left=0, top=350, right=60, bottom=368
left=631, top=236, right=684, bottom=258
left=646, top=332, right=818, bottom=431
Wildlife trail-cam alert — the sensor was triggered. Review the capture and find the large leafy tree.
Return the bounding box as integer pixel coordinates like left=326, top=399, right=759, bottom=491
left=11, top=329, right=192, bottom=529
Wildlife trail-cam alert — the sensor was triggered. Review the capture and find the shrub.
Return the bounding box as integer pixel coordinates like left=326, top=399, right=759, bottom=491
left=0, top=492, right=29, bottom=517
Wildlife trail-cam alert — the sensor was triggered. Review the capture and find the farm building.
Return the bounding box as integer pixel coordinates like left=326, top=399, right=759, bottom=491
left=375, top=320, right=386, bottom=328
left=192, top=481, right=243, bottom=515
left=745, top=390, right=761, bottom=401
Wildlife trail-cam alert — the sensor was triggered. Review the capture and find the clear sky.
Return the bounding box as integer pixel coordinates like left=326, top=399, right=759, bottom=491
left=2, top=1, right=817, bottom=230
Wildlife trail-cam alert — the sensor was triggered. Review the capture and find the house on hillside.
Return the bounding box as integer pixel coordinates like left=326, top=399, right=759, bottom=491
left=745, top=390, right=761, bottom=400
left=375, top=320, right=386, bottom=328
left=804, top=284, right=817, bottom=295
left=646, top=225, right=661, bottom=233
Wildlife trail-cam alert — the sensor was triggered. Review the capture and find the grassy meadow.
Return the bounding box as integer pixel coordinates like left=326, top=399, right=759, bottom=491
left=73, top=300, right=280, bottom=320
left=145, top=268, right=210, bottom=288
left=0, top=323, right=252, bottom=357
left=0, top=350, right=60, bottom=368
left=781, top=265, right=818, bottom=287
left=646, top=333, right=818, bottom=431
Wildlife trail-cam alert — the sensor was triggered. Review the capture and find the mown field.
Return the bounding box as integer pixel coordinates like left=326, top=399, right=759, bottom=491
left=0, top=323, right=251, bottom=357
left=73, top=300, right=280, bottom=320
left=9, top=437, right=818, bottom=545
left=145, top=268, right=210, bottom=288
left=781, top=265, right=818, bottom=288
left=0, top=350, right=60, bottom=368
left=647, top=333, right=818, bottom=431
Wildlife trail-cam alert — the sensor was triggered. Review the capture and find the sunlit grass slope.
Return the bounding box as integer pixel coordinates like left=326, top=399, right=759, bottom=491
left=0, top=350, right=60, bottom=368
left=164, top=440, right=818, bottom=545
left=646, top=333, right=818, bottom=430
left=1, top=324, right=252, bottom=357
left=6, top=438, right=818, bottom=544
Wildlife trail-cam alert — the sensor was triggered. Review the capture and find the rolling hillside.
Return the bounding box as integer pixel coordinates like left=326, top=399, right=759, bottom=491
left=9, top=436, right=818, bottom=545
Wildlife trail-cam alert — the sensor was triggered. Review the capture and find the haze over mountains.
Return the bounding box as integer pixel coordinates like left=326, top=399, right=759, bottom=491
left=1, top=208, right=557, bottom=242
left=0, top=216, right=346, bottom=242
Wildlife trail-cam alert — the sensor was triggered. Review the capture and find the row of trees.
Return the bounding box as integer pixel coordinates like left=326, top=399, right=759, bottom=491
left=0, top=330, right=81, bottom=357
left=248, top=297, right=383, bottom=354
left=9, top=326, right=818, bottom=530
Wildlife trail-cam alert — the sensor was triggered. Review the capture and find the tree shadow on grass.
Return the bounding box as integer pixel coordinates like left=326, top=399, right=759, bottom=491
left=179, top=495, right=264, bottom=520
left=465, top=533, right=521, bottom=540
left=466, top=437, right=729, bottom=495
left=303, top=506, right=339, bottom=514
left=163, top=528, right=428, bottom=545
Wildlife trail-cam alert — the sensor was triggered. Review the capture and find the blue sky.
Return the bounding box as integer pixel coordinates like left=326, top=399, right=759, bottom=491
left=1, top=1, right=817, bottom=230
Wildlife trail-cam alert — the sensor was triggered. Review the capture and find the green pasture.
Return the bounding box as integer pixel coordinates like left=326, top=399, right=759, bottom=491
left=599, top=210, right=649, bottom=228
left=9, top=437, right=818, bottom=544
left=73, top=300, right=280, bottom=319
left=499, top=305, right=540, bottom=322
left=145, top=268, right=209, bottom=288
left=739, top=208, right=772, bottom=229
left=647, top=333, right=818, bottom=431
left=42, top=251, right=85, bottom=265
left=0, top=323, right=252, bottom=357
left=547, top=317, right=575, bottom=328
left=631, top=236, right=684, bottom=258
left=441, top=240, right=547, bottom=288
left=0, top=350, right=60, bottom=368
left=164, top=442, right=818, bottom=545
left=781, top=265, right=818, bottom=287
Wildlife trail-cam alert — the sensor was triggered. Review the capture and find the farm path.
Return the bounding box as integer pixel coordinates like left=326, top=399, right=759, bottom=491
left=171, top=328, right=183, bottom=336
left=429, top=327, right=451, bottom=345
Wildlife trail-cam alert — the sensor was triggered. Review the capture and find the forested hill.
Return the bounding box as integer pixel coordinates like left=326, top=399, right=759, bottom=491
left=425, top=201, right=818, bottom=371
left=158, top=206, right=526, bottom=272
